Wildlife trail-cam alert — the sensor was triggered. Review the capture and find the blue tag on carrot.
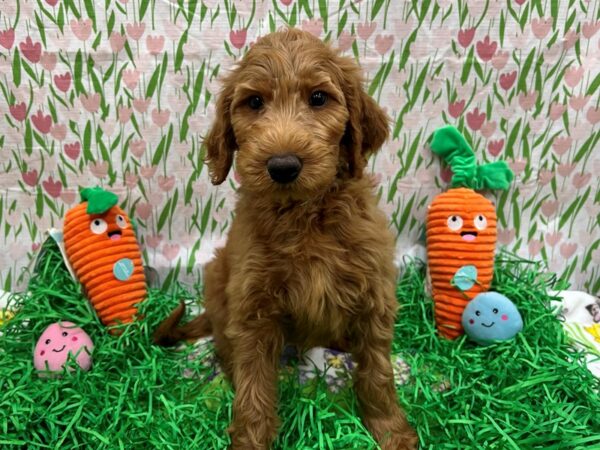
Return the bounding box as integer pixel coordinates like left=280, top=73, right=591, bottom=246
left=113, top=258, right=134, bottom=281
left=452, top=265, right=477, bottom=291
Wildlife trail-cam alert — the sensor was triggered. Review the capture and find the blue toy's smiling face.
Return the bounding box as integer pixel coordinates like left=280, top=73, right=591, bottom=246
left=470, top=307, right=504, bottom=329
left=462, top=292, right=523, bottom=345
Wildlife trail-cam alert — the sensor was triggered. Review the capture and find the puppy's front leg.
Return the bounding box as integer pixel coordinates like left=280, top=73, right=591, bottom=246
left=351, top=313, right=418, bottom=450
left=228, top=318, right=284, bottom=450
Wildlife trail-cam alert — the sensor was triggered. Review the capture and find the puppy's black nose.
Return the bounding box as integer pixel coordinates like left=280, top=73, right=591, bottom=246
left=267, top=154, right=302, bottom=184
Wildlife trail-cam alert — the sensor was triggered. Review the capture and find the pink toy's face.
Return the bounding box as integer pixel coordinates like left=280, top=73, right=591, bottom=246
left=34, top=322, right=94, bottom=375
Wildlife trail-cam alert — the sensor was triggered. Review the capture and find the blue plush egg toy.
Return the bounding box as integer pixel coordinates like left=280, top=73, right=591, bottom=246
left=462, top=292, right=523, bottom=346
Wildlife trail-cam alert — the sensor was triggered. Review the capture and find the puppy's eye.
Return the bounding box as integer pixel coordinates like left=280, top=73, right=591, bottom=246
left=475, top=310, right=481, bottom=316
left=309, top=91, right=328, bottom=107
left=247, top=96, right=264, bottom=110
left=492, top=308, right=499, bottom=314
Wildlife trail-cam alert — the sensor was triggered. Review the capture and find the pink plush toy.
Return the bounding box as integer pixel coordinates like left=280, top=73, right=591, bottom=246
left=34, top=322, right=94, bottom=376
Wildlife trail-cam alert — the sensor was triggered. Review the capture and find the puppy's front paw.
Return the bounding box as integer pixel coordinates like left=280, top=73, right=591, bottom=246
left=228, top=416, right=278, bottom=450
left=366, top=416, right=418, bottom=450
left=378, top=432, right=418, bottom=450
left=228, top=432, right=269, bottom=450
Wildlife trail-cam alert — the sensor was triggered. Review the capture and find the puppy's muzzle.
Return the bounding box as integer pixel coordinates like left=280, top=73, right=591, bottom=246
left=267, top=154, right=303, bottom=184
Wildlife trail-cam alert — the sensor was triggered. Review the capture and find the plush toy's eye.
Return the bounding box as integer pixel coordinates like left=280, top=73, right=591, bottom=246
left=45, top=339, right=51, bottom=345
left=447, top=215, right=463, bottom=231
left=62, top=331, right=68, bottom=337
left=309, top=91, right=328, bottom=107
left=247, top=95, right=264, bottom=110
left=116, top=215, right=128, bottom=229
left=474, top=214, right=488, bottom=230
left=475, top=310, right=481, bottom=316
left=492, top=308, right=499, bottom=314
left=90, top=219, right=108, bottom=234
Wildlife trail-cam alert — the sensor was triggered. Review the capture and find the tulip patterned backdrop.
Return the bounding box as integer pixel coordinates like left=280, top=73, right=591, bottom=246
left=0, top=0, right=599, bottom=294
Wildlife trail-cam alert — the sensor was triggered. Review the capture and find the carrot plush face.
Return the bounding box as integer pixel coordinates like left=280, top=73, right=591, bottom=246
left=426, top=127, right=513, bottom=339
left=427, top=188, right=497, bottom=248
left=63, top=188, right=147, bottom=332
left=68, top=208, right=134, bottom=252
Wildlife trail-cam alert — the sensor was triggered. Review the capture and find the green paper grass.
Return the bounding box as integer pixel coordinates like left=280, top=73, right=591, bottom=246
left=0, top=242, right=599, bottom=449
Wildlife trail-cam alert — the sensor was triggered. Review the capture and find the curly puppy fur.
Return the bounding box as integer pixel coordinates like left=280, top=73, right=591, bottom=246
left=154, top=28, right=417, bottom=450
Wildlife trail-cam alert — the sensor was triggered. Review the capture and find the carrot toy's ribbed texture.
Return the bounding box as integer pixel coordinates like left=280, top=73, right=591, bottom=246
left=427, top=126, right=513, bottom=340
left=63, top=188, right=146, bottom=331
left=426, top=188, right=498, bottom=339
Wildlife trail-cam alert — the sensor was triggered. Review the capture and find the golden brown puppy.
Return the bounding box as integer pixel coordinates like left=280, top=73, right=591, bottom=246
left=154, top=28, right=417, bottom=450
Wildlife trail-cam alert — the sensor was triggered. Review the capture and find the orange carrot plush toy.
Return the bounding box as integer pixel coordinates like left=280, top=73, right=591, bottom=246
left=427, top=126, right=513, bottom=339
left=63, top=187, right=147, bottom=332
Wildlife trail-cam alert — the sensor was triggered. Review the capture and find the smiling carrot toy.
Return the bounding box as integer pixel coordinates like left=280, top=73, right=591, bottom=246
left=63, top=187, right=147, bottom=332
left=426, top=126, right=513, bottom=339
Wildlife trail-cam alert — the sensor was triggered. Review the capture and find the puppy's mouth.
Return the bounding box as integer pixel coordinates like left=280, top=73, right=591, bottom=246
left=52, top=345, right=66, bottom=353
left=481, top=322, right=495, bottom=328
left=461, top=231, right=478, bottom=242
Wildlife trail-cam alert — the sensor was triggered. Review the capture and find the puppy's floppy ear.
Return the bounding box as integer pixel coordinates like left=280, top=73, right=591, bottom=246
left=343, top=69, right=390, bottom=178
left=203, top=81, right=237, bottom=185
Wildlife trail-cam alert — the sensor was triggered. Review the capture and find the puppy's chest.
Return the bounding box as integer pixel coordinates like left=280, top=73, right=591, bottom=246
left=266, top=234, right=370, bottom=335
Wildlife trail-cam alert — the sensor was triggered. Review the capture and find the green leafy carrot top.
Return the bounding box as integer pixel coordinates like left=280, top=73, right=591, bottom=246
left=81, top=187, right=119, bottom=214
left=430, top=125, right=514, bottom=191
